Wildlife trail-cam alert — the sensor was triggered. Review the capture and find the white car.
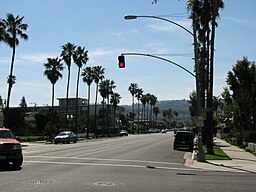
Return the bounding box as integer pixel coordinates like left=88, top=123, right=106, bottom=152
left=54, top=131, right=78, bottom=144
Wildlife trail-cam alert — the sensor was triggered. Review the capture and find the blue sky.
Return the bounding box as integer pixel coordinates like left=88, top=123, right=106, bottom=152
left=1, top=0, right=256, bottom=107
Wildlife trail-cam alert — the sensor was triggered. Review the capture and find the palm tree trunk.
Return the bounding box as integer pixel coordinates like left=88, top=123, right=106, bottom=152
left=94, top=83, right=99, bottom=138
left=6, top=43, right=16, bottom=109
left=65, top=67, right=71, bottom=130
left=132, top=95, right=134, bottom=134
left=107, top=96, right=110, bottom=136
left=50, top=83, right=55, bottom=141
left=206, top=0, right=217, bottom=154
left=137, top=100, right=140, bottom=134
left=86, top=85, right=91, bottom=139
left=75, top=67, right=81, bottom=134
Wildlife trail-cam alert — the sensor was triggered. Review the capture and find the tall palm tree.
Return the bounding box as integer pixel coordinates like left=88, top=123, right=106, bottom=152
left=3, top=13, right=28, bottom=109
left=99, top=80, right=108, bottom=109
left=110, top=92, right=121, bottom=131
left=145, top=93, right=151, bottom=121
left=140, top=94, right=147, bottom=132
left=81, top=66, right=93, bottom=139
left=106, top=80, right=116, bottom=135
left=99, top=80, right=108, bottom=135
left=92, top=66, right=105, bottom=137
left=60, top=42, right=76, bottom=129
left=99, top=79, right=116, bottom=136
left=128, top=83, right=138, bottom=134
left=43, top=57, right=64, bottom=131
left=187, top=0, right=224, bottom=154
left=149, top=94, right=157, bottom=121
left=173, top=111, right=179, bottom=122
left=153, top=106, right=160, bottom=122
left=73, top=46, right=89, bottom=133
left=135, top=88, right=143, bottom=133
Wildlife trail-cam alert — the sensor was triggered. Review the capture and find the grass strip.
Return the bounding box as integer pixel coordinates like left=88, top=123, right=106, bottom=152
left=194, top=145, right=232, bottom=160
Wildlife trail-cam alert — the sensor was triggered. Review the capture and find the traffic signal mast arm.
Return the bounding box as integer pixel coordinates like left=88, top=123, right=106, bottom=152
left=119, top=53, right=195, bottom=78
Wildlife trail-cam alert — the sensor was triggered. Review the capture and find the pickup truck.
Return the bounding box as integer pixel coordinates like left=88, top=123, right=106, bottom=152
left=0, top=128, right=23, bottom=168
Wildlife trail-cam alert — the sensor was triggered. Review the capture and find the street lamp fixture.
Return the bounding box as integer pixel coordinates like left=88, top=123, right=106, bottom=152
left=124, top=15, right=137, bottom=20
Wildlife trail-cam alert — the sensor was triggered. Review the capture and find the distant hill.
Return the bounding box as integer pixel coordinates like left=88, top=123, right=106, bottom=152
left=121, top=99, right=190, bottom=120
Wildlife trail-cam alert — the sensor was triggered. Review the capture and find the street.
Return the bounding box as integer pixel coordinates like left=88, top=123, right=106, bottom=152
left=1, top=132, right=256, bottom=192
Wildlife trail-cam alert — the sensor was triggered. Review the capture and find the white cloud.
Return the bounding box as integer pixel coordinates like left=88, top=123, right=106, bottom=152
left=147, top=19, right=192, bottom=33
left=21, top=52, right=58, bottom=63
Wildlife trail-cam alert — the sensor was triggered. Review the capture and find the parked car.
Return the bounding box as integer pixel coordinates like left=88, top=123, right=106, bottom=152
left=120, top=130, right=128, bottom=136
left=0, top=128, right=23, bottom=168
left=161, top=129, right=167, bottom=133
left=173, top=130, right=194, bottom=152
left=54, top=131, right=78, bottom=144
left=148, top=128, right=155, bottom=134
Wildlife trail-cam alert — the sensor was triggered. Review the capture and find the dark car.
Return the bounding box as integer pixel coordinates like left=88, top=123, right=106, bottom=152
left=173, top=130, right=194, bottom=152
left=54, top=131, right=78, bottom=144
left=0, top=128, right=23, bottom=168
left=120, top=130, right=128, bottom=136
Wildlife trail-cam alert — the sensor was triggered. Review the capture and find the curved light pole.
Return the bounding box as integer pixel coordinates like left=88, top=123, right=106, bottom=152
left=124, top=14, right=205, bottom=162
left=124, top=15, right=193, bottom=36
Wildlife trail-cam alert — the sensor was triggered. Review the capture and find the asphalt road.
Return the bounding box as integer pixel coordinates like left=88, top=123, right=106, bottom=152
left=1, top=132, right=255, bottom=192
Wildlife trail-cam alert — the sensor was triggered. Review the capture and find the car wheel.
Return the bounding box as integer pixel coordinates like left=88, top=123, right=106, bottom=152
left=54, top=141, right=58, bottom=144
left=74, top=139, right=77, bottom=143
left=12, top=158, right=23, bottom=168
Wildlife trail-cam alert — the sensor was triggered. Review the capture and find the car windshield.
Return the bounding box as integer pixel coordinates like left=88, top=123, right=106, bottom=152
left=58, top=132, right=69, bottom=136
left=176, top=132, right=193, bottom=139
left=0, top=130, right=15, bottom=139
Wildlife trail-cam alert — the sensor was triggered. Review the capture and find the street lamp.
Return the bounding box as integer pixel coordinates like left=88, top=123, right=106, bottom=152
left=67, top=114, right=73, bottom=131
left=124, top=14, right=205, bottom=162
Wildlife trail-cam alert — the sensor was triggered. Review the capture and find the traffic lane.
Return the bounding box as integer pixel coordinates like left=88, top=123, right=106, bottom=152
left=24, top=133, right=187, bottom=167
left=1, top=159, right=256, bottom=192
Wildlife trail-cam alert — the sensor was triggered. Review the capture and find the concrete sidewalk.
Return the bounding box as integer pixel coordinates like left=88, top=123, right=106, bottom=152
left=185, top=138, right=256, bottom=173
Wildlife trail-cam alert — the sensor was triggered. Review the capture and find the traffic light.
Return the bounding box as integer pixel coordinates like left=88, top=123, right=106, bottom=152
left=118, top=55, right=125, bottom=68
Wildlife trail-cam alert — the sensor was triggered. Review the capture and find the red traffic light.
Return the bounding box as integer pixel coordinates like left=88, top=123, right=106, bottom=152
left=118, top=55, right=125, bottom=68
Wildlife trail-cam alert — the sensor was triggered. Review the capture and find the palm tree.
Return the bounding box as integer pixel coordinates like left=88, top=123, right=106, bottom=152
left=99, top=79, right=116, bottom=135
left=92, top=66, right=105, bottom=137
left=0, top=17, right=6, bottom=43
left=3, top=13, right=28, bottom=109
left=135, top=88, right=143, bottom=133
left=173, top=111, right=179, bottom=122
left=149, top=94, right=157, bottom=121
left=140, top=94, right=147, bottom=132
left=187, top=0, right=224, bottom=154
left=60, top=42, right=76, bottom=129
left=81, top=67, right=93, bottom=139
left=99, top=80, right=108, bottom=109
left=128, top=83, right=138, bottom=134
left=43, top=57, right=64, bottom=132
left=110, top=92, right=121, bottom=132
left=99, top=80, right=108, bottom=135
left=73, top=46, right=89, bottom=133
left=153, top=106, right=160, bottom=122
left=106, top=80, right=116, bottom=135
left=145, top=93, right=151, bottom=122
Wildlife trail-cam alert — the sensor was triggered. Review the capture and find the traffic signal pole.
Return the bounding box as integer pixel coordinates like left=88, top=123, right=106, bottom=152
left=120, top=53, right=195, bottom=78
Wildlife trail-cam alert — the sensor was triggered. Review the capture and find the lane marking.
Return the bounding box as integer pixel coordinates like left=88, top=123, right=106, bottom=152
left=25, top=155, right=183, bottom=166
left=24, top=160, right=196, bottom=171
